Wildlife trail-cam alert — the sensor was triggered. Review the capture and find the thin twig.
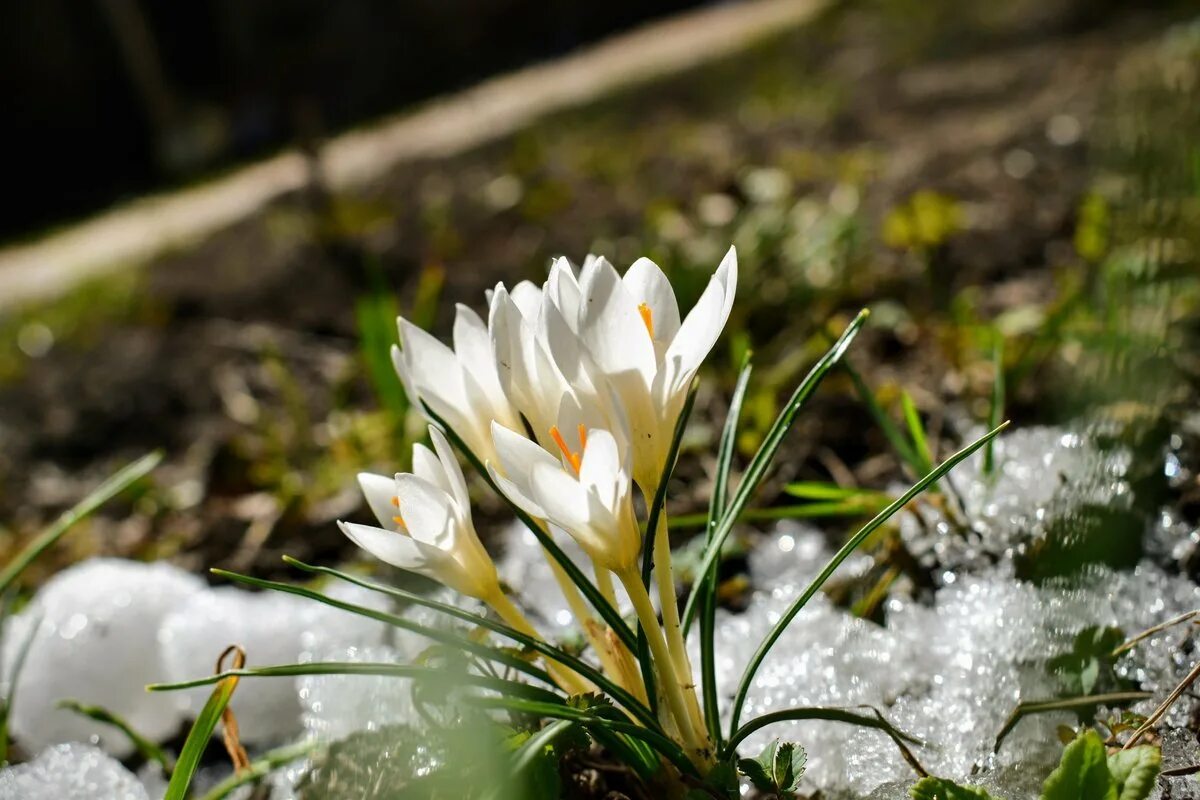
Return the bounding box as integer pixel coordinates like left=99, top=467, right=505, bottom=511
left=1112, top=611, right=1199, bottom=658
left=1124, top=659, right=1200, bottom=749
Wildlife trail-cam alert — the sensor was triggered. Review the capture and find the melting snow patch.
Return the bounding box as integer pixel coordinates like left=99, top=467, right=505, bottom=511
left=2, top=559, right=204, bottom=757
left=0, top=742, right=150, bottom=800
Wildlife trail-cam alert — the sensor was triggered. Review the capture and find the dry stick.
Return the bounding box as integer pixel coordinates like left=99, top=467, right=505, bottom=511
left=1124, top=658, right=1200, bottom=749
left=215, top=646, right=251, bottom=774
left=1112, top=611, right=1200, bottom=658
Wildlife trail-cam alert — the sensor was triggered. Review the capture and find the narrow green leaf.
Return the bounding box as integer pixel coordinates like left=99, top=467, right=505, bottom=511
left=901, top=392, right=934, bottom=473
left=1107, top=745, right=1161, bottom=800
left=993, top=692, right=1150, bottom=754
left=670, top=500, right=889, bottom=529
left=149, top=661, right=564, bottom=707
left=983, top=335, right=1005, bottom=476
left=277, top=560, right=660, bottom=731
left=162, top=673, right=240, bottom=800
left=0, top=611, right=40, bottom=765
left=783, top=482, right=888, bottom=502
left=1041, top=730, right=1117, bottom=800
left=724, top=706, right=922, bottom=758
left=729, top=423, right=1008, bottom=733
left=509, top=720, right=575, bottom=783
left=683, top=310, right=869, bottom=634
left=58, top=699, right=175, bottom=774
left=842, top=360, right=925, bottom=475
left=702, top=353, right=753, bottom=748
left=464, top=694, right=698, bottom=778
left=207, top=568, right=552, bottom=686
left=195, top=740, right=317, bottom=800
left=909, top=776, right=1000, bottom=799
left=0, top=451, right=162, bottom=596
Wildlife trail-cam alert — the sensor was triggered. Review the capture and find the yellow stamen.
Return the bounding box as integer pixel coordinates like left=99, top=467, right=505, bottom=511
left=391, top=496, right=407, bottom=530
left=637, top=303, right=655, bottom=338
left=549, top=425, right=583, bottom=474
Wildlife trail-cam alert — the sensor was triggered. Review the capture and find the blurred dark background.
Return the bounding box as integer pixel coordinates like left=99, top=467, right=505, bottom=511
left=1, top=0, right=705, bottom=241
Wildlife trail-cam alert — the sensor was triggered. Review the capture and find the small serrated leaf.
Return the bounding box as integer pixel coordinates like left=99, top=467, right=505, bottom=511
left=1041, top=730, right=1117, bottom=800
left=1107, top=745, right=1161, bottom=800
left=909, top=776, right=1000, bottom=799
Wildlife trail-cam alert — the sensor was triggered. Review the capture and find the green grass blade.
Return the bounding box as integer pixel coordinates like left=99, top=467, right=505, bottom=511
left=162, top=670, right=240, bottom=800
left=842, top=361, right=925, bottom=475
left=701, top=353, right=753, bottom=747
left=724, top=706, right=922, bottom=757
left=669, top=500, right=892, bottom=529
left=783, top=482, right=889, bottom=502
left=464, top=695, right=697, bottom=778
left=424, top=408, right=637, bottom=652
left=900, top=392, right=934, bottom=473
left=509, top=720, right=575, bottom=782
left=992, top=691, right=1150, bottom=754
left=728, top=422, right=1008, bottom=733
left=681, top=310, right=869, bottom=633
left=277, top=560, right=660, bottom=730
left=58, top=699, right=175, bottom=773
left=149, top=662, right=565, bottom=706
left=635, top=381, right=698, bottom=716
left=207, top=569, right=552, bottom=687
left=195, top=740, right=317, bottom=800
left=0, top=611, right=40, bottom=765
left=983, top=335, right=1005, bottom=476
left=0, top=451, right=162, bottom=596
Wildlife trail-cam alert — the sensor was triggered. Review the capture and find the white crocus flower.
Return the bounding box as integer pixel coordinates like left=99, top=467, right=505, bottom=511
left=488, top=421, right=641, bottom=573
left=340, top=426, right=502, bottom=601
left=567, top=248, right=738, bottom=489
left=488, top=262, right=631, bottom=458
left=392, top=304, right=522, bottom=466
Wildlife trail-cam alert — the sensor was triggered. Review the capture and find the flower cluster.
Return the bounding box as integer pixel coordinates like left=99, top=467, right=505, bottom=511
left=340, top=248, right=737, bottom=767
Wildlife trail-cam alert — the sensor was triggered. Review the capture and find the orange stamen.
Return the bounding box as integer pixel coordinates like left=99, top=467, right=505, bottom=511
left=549, top=425, right=583, bottom=474
left=577, top=424, right=588, bottom=451
left=637, top=303, right=655, bottom=338
left=391, top=496, right=406, bottom=529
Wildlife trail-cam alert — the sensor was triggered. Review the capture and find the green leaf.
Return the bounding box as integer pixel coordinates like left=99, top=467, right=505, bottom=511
left=737, top=739, right=806, bottom=795
left=0, top=451, right=162, bottom=596
left=58, top=699, right=175, bottom=774
left=1107, top=746, right=1161, bottom=800
left=683, top=310, right=870, bottom=633
left=1041, top=730, right=1117, bottom=800
left=196, top=740, right=316, bottom=800
left=163, top=672, right=240, bottom=800
left=900, top=391, right=934, bottom=474
left=910, top=776, right=1001, bottom=799
left=729, top=422, right=1009, bottom=733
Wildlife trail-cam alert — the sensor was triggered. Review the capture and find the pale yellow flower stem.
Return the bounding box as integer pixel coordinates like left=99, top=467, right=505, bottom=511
left=593, top=565, right=649, bottom=705
left=651, top=509, right=708, bottom=744
left=487, top=590, right=591, bottom=696
left=618, top=567, right=708, bottom=766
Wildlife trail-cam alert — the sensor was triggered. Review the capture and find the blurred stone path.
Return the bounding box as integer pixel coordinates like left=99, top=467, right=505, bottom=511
left=0, top=0, right=824, bottom=311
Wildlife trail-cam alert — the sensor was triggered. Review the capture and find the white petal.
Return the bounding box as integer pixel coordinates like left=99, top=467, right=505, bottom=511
left=578, top=257, right=656, bottom=386
left=393, top=475, right=453, bottom=549
left=397, top=317, right=469, bottom=415
left=661, top=246, right=738, bottom=400
left=578, top=428, right=621, bottom=508
left=510, top=280, right=543, bottom=321
left=453, top=304, right=511, bottom=419
left=622, top=257, right=681, bottom=344
left=340, top=521, right=428, bottom=571
left=546, top=258, right=582, bottom=331
left=528, top=462, right=591, bottom=534
left=429, top=426, right=471, bottom=515
left=492, top=421, right=560, bottom=480
left=488, top=462, right=548, bottom=521
left=411, top=443, right=449, bottom=494
left=357, top=473, right=399, bottom=530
